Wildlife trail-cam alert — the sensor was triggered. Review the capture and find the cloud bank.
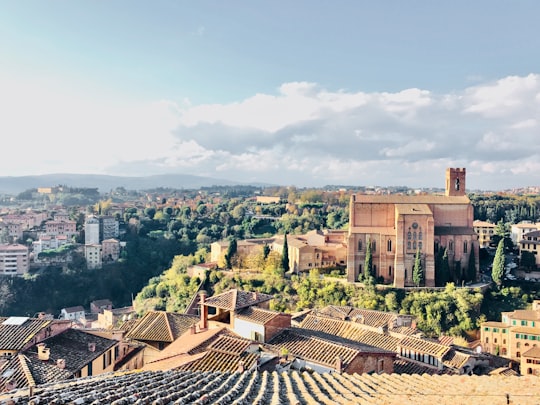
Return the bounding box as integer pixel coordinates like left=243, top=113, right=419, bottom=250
left=2, top=74, right=539, bottom=190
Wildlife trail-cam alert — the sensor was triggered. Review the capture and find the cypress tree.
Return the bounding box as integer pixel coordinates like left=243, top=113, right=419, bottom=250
left=225, top=237, right=237, bottom=269
left=364, top=237, right=373, bottom=280
left=413, top=248, right=423, bottom=287
left=281, top=233, right=290, bottom=273
left=467, top=246, right=476, bottom=283
left=492, top=239, right=505, bottom=287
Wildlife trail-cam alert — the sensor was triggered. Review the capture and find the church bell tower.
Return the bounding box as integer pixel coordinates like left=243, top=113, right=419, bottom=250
left=445, top=168, right=466, bottom=197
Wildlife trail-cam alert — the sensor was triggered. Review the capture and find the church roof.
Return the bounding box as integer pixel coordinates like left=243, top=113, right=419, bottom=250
left=352, top=194, right=470, bottom=205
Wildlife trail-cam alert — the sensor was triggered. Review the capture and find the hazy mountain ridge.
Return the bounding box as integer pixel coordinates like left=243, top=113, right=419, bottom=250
left=0, top=173, right=259, bottom=194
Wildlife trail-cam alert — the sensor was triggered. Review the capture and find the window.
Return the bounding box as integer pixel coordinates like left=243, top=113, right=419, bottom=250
left=413, top=241, right=416, bottom=250
left=494, top=338, right=498, bottom=344
left=387, top=239, right=392, bottom=252
left=464, top=241, right=468, bottom=254
left=419, top=230, right=423, bottom=240
left=485, top=337, right=489, bottom=343
left=358, top=240, right=362, bottom=251
left=389, top=266, right=392, bottom=276
left=407, top=241, right=411, bottom=249
left=413, top=232, right=417, bottom=240
left=372, top=241, right=376, bottom=252
left=408, top=231, right=412, bottom=240
left=449, top=241, right=453, bottom=251
left=419, top=242, right=423, bottom=250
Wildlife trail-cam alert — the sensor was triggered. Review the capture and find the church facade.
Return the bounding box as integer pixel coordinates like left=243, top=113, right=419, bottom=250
left=346, top=168, right=478, bottom=287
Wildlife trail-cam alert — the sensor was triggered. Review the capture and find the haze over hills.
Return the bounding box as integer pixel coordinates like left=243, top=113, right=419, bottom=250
left=0, top=173, right=271, bottom=195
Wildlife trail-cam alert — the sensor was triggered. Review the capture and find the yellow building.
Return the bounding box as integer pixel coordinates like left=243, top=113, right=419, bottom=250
left=481, top=300, right=540, bottom=367
left=473, top=220, right=496, bottom=248
left=347, top=168, right=478, bottom=287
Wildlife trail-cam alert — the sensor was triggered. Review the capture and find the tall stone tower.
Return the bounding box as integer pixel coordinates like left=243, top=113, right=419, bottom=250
left=445, top=168, right=466, bottom=197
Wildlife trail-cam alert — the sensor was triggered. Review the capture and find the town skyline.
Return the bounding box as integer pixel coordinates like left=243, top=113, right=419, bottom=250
left=1, top=2, right=539, bottom=190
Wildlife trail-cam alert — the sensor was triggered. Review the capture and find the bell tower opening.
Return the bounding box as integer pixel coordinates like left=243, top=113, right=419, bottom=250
left=445, top=168, right=466, bottom=197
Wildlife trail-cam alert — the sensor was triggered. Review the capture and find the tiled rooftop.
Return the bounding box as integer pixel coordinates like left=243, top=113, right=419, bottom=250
left=235, top=307, right=282, bottom=325
left=266, top=328, right=392, bottom=370
left=1, top=369, right=539, bottom=405
left=203, top=289, right=274, bottom=311
left=0, top=318, right=52, bottom=351
left=125, top=311, right=198, bottom=343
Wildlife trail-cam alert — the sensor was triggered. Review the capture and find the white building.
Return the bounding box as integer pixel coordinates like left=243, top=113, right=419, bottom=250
left=85, top=216, right=100, bottom=245
left=511, top=221, right=540, bottom=246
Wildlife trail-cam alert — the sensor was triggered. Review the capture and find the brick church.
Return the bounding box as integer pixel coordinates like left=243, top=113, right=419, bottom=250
left=346, top=168, right=478, bottom=287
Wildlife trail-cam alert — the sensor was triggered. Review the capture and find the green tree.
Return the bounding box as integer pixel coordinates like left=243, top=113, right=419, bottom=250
left=413, top=248, right=423, bottom=287
left=436, top=248, right=450, bottom=287
left=224, top=237, right=237, bottom=269
left=263, top=244, right=271, bottom=260
left=364, top=238, right=373, bottom=281
left=467, top=246, right=476, bottom=283
left=521, top=251, right=537, bottom=272
left=492, top=239, right=505, bottom=287
left=281, top=233, right=290, bottom=273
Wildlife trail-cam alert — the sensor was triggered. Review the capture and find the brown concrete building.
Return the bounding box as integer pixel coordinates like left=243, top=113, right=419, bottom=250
left=347, top=168, right=479, bottom=287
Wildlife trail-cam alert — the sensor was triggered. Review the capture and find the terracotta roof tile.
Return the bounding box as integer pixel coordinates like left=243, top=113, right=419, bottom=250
left=235, top=306, right=283, bottom=324
left=0, top=318, right=53, bottom=351
left=3, top=370, right=539, bottom=405
left=125, top=311, right=198, bottom=342
left=203, top=289, right=273, bottom=311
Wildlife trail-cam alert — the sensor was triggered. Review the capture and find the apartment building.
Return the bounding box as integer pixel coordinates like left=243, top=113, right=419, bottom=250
left=473, top=220, right=496, bottom=248
left=84, top=216, right=100, bottom=245
left=519, top=230, right=540, bottom=269
left=44, top=220, right=78, bottom=238
left=511, top=221, right=540, bottom=246
left=481, top=300, right=540, bottom=367
left=0, top=244, right=29, bottom=275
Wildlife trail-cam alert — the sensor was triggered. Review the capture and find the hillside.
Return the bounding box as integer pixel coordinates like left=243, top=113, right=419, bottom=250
left=0, top=173, right=256, bottom=194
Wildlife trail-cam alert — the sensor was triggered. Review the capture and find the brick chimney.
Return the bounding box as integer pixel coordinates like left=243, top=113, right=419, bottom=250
left=88, top=342, right=96, bottom=352
left=57, top=359, right=66, bottom=369
left=190, top=324, right=197, bottom=335
left=199, top=290, right=208, bottom=331
left=37, top=343, right=50, bottom=361
left=335, top=356, right=343, bottom=374
left=237, top=360, right=245, bottom=373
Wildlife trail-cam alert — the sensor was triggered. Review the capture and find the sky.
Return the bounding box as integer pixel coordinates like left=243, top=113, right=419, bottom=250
left=1, top=1, right=539, bottom=191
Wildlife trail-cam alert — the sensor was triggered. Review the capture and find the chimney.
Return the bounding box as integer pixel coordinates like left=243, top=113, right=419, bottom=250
left=190, top=324, right=197, bottom=335
left=57, top=359, right=66, bottom=369
left=88, top=342, right=96, bottom=352
left=5, top=380, right=17, bottom=391
left=199, top=290, right=208, bottom=331
left=252, top=292, right=257, bottom=300
left=37, top=343, right=50, bottom=361
left=237, top=360, right=245, bottom=373
left=335, top=356, right=343, bottom=374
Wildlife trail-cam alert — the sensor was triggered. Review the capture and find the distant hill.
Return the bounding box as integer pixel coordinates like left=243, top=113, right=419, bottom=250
left=0, top=173, right=260, bottom=194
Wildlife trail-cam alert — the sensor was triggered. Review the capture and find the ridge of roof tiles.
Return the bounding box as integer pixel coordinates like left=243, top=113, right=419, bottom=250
left=203, top=289, right=274, bottom=311
left=125, top=311, right=198, bottom=342
left=1, top=370, right=539, bottom=405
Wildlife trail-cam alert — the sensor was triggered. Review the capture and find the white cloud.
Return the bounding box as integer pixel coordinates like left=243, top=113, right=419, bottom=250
left=1, top=73, right=539, bottom=189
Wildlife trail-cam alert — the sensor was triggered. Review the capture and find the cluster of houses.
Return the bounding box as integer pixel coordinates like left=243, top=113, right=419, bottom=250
left=1, top=287, right=538, bottom=404
left=0, top=210, right=122, bottom=275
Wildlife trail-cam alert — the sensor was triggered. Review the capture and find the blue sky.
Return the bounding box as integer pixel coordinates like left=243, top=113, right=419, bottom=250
left=1, top=1, right=539, bottom=190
